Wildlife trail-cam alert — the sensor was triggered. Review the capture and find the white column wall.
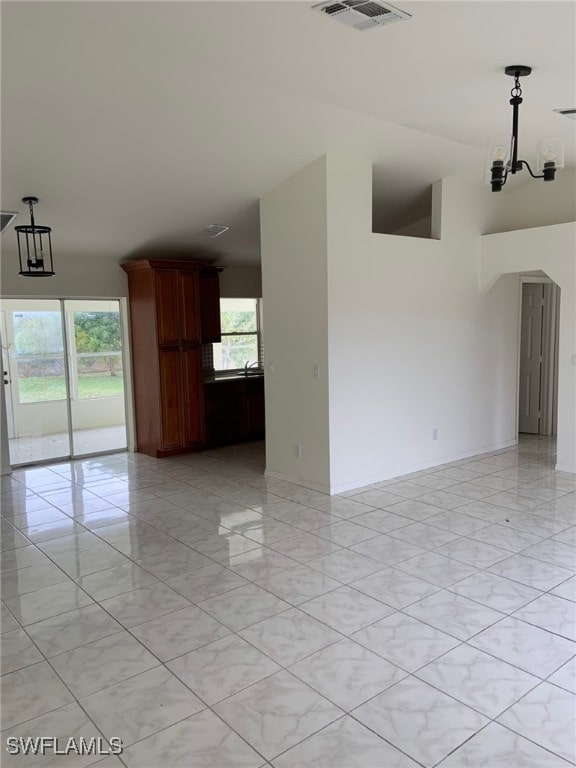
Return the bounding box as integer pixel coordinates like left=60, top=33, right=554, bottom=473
left=260, top=157, right=331, bottom=491
left=326, top=158, right=519, bottom=492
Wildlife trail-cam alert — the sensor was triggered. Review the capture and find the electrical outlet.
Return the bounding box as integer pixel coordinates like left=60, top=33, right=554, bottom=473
left=432, top=428, right=439, bottom=441
left=294, top=444, right=302, bottom=458
left=313, top=364, right=320, bottom=379
left=269, top=361, right=275, bottom=375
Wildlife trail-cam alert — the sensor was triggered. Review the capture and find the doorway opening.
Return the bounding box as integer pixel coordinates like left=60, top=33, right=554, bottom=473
left=518, top=279, right=560, bottom=437
left=1, top=298, right=128, bottom=466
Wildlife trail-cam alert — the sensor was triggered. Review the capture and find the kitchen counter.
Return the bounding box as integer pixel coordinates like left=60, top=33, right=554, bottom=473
left=203, top=373, right=264, bottom=383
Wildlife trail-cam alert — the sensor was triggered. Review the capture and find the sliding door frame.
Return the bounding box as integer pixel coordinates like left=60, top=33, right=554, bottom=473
left=0, top=294, right=134, bottom=469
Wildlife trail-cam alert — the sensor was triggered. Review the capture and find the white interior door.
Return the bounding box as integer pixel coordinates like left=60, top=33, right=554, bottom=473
left=519, top=283, right=544, bottom=434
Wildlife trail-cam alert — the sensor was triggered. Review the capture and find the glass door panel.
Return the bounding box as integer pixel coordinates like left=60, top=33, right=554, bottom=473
left=3, top=299, right=71, bottom=465
left=65, top=300, right=127, bottom=456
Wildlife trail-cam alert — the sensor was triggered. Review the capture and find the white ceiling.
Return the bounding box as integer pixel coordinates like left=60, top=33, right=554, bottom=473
left=1, top=1, right=574, bottom=266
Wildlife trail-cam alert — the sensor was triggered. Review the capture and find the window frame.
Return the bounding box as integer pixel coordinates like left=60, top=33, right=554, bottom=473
left=213, top=298, right=263, bottom=374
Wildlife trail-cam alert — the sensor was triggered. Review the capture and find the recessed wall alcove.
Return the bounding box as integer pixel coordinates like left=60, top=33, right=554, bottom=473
left=372, top=166, right=435, bottom=239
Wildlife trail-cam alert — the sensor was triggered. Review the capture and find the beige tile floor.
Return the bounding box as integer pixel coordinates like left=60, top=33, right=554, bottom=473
left=0, top=436, right=574, bottom=767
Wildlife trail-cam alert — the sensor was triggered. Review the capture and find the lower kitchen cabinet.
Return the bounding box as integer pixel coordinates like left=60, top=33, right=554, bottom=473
left=244, top=378, right=265, bottom=439
left=204, top=376, right=265, bottom=446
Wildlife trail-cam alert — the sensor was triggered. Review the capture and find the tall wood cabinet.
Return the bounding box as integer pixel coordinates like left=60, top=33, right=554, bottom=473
left=122, top=259, right=221, bottom=458
left=199, top=268, right=223, bottom=343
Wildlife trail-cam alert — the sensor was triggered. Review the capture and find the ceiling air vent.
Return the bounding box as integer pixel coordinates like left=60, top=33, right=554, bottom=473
left=312, top=0, right=410, bottom=30
left=197, top=224, right=229, bottom=238
left=554, top=108, right=576, bottom=121
left=0, top=211, right=17, bottom=235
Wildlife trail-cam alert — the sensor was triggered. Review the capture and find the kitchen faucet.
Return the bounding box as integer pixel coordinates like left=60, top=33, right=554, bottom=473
left=244, top=361, right=260, bottom=376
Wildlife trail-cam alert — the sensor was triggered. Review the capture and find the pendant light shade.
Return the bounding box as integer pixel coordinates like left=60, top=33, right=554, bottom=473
left=15, top=196, right=55, bottom=277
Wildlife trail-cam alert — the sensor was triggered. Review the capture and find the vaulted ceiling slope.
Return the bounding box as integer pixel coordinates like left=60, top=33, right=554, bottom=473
left=1, top=1, right=574, bottom=266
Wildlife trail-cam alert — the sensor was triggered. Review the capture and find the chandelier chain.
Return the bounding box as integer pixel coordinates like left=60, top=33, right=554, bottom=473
left=510, top=74, right=522, bottom=99
left=27, top=199, right=36, bottom=226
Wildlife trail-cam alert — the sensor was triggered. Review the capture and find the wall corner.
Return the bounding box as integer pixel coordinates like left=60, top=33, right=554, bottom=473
left=430, top=179, right=443, bottom=240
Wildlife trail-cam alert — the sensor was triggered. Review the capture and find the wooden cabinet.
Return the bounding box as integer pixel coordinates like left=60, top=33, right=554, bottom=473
left=199, top=269, right=222, bottom=342
left=181, top=348, right=204, bottom=445
left=245, top=378, right=266, bottom=439
left=204, top=376, right=265, bottom=447
left=204, top=380, right=245, bottom=446
left=180, top=271, right=202, bottom=344
left=154, top=270, right=181, bottom=345
left=122, top=259, right=220, bottom=458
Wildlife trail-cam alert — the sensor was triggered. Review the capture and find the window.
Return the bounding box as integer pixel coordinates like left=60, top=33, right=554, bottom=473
left=72, top=310, right=124, bottom=399
left=12, top=311, right=67, bottom=403
left=213, top=298, right=262, bottom=372
left=11, top=305, right=125, bottom=404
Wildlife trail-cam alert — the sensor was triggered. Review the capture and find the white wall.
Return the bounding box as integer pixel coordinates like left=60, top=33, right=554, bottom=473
left=391, top=216, right=432, bottom=239
left=482, top=170, right=576, bottom=235
left=260, top=157, right=331, bottom=491
left=0, top=253, right=127, bottom=298
left=260, top=155, right=529, bottom=493
left=1, top=253, right=263, bottom=300
left=326, top=158, right=519, bottom=492
left=219, top=266, right=262, bottom=298
left=481, top=222, right=576, bottom=472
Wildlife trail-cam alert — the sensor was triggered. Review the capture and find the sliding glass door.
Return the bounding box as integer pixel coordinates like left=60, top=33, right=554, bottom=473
left=1, top=298, right=128, bottom=466
left=66, top=301, right=127, bottom=456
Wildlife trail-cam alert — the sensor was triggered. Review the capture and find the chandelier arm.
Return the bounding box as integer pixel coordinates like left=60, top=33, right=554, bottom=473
left=515, top=160, right=545, bottom=180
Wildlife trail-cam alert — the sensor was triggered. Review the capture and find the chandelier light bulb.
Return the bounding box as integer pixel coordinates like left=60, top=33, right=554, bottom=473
left=544, top=147, right=557, bottom=163
left=491, top=145, right=509, bottom=163
left=537, top=136, right=565, bottom=176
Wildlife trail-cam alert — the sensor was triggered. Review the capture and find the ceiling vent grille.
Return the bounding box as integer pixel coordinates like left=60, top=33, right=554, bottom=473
left=554, top=108, right=576, bottom=121
left=197, top=224, right=229, bottom=238
left=312, top=0, right=410, bottom=30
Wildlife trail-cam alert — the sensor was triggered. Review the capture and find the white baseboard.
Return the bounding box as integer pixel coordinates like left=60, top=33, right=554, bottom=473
left=265, top=438, right=519, bottom=496
left=264, top=469, right=330, bottom=495
left=329, top=438, right=519, bottom=494
left=555, top=462, right=576, bottom=474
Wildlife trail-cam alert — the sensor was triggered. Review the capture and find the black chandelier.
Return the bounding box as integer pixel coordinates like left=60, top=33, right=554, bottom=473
left=15, top=196, right=55, bottom=277
left=488, top=66, right=564, bottom=192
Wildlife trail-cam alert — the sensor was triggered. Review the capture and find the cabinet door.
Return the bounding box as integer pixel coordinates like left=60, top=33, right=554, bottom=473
left=204, top=381, right=244, bottom=445
left=179, top=271, right=201, bottom=344
left=245, top=378, right=265, bottom=438
left=200, top=270, right=221, bottom=343
left=154, top=270, right=181, bottom=345
left=181, top=348, right=204, bottom=446
left=158, top=348, right=184, bottom=449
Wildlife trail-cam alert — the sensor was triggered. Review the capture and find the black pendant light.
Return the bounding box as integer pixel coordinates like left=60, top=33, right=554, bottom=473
left=15, top=196, right=55, bottom=277
left=488, top=66, right=565, bottom=192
